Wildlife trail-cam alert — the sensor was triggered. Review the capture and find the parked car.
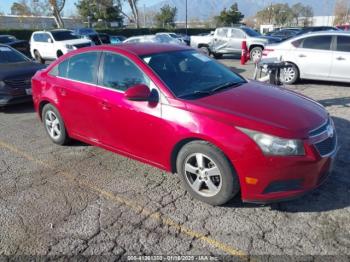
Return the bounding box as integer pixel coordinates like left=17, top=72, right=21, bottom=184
left=97, top=33, right=111, bottom=44
left=156, top=32, right=189, bottom=45
left=337, top=24, right=350, bottom=31
left=0, top=45, right=46, bottom=106
left=30, top=29, right=92, bottom=64
left=193, top=27, right=281, bottom=60
left=0, top=35, right=30, bottom=57
left=263, top=31, right=350, bottom=84
left=124, top=35, right=182, bottom=45
left=110, top=35, right=127, bottom=44
left=73, top=28, right=102, bottom=45
left=266, top=29, right=300, bottom=41
left=190, top=31, right=214, bottom=54
left=32, top=43, right=336, bottom=205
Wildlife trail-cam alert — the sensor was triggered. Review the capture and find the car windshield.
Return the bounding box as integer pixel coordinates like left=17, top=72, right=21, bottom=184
left=51, top=30, right=78, bottom=41
left=0, top=35, right=16, bottom=43
left=241, top=28, right=261, bottom=37
left=142, top=50, right=246, bottom=99
left=0, top=46, right=29, bottom=63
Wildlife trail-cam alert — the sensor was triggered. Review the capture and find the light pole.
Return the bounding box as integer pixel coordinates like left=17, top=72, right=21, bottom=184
left=185, top=0, right=188, bottom=35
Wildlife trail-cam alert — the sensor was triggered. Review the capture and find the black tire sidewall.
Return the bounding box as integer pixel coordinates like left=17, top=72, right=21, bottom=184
left=176, top=141, right=240, bottom=206
left=34, top=51, right=44, bottom=64
left=42, top=104, right=69, bottom=145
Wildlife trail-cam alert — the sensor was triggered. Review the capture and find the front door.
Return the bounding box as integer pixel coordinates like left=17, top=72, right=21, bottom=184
left=95, top=52, right=164, bottom=164
left=295, top=35, right=333, bottom=80
left=330, top=35, right=350, bottom=82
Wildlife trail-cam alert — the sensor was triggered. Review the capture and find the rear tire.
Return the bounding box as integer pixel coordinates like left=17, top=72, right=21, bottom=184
left=199, top=46, right=210, bottom=56
left=176, top=141, right=240, bottom=206
left=34, top=50, right=45, bottom=64
left=280, top=63, right=299, bottom=85
left=42, top=104, right=70, bottom=145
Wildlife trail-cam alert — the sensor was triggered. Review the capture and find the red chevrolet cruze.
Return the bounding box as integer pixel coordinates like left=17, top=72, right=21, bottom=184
left=31, top=44, right=338, bottom=205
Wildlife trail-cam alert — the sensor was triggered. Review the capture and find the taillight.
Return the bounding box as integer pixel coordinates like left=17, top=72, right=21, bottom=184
left=262, top=48, right=274, bottom=56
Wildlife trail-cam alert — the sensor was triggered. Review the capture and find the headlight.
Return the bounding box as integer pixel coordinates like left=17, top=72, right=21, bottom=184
left=65, top=44, right=75, bottom=50
left=238, top=127, right=305, bottom=156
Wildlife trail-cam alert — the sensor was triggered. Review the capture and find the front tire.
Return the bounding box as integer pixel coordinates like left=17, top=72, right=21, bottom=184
left=42, top=104, right=70, bottom=145
left=199, top=46, right=210, bottom=56
left=176, top=141, right=240, bottom=206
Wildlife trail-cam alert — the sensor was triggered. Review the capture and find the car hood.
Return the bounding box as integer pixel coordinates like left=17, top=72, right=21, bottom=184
left=257, top=35, right=282, bottom=43
left=56, top=39, right=91, bottom=45
left=185, top=81, right=328, bottom=139
left=0, top=62, right=46, bottom=79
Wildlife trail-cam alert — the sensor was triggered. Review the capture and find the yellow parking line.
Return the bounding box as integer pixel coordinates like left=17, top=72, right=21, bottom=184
left=0, top=139, right=249, bottom=259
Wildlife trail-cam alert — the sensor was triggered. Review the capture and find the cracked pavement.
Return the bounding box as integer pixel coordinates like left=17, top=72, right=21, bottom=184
left=0, top=58, right=349, bottom=261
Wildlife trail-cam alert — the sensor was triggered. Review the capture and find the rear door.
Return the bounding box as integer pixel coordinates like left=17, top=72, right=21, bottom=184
left=330, top=35, right=350, bottom=82
left=294, top=35, right=333, bottom=80
left=40, top=33, right=55, bottom=59
left=48, top=51, right=101, bottom=142
left=227, top=29, right=245, bottom=53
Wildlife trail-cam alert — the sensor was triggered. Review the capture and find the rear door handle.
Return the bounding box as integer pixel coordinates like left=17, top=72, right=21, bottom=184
left=299, top=54, right=307, bottom=58
left=100, top=100, right=111, bottom=111
left=336, top=56, right=346, bottom=61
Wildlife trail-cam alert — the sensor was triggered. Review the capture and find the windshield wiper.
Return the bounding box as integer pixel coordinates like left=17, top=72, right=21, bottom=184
left=210, top=81, right=243, bottom=93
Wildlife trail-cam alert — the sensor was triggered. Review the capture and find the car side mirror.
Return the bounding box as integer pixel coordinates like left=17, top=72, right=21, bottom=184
left=125, top=84, right=151, bottom=101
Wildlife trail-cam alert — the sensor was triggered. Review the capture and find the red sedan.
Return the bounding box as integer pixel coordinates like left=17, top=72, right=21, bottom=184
left=31, top=44, right=337, bottom=205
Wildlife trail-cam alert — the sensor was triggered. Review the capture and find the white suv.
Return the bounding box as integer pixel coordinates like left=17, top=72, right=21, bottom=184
left=30, top=29, right=91, bottom=63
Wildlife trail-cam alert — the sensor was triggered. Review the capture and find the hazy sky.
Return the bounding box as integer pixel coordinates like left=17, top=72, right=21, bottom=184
left=0, top=0, right=160, bottom=16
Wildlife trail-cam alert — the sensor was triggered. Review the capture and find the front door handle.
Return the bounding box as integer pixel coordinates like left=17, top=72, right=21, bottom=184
left=299, top=54, right=307, bottom=58
left=100, top=100, right=111, bottom=111
left=59, top=88, right=67, bottom=96
left=336, top=56, right=346, bottom=61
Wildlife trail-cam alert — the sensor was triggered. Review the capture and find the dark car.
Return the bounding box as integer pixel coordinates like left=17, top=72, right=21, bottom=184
left=0, top=45, right=46, bottom=106
left=73, top=28, right=102, bottom=46
left=0, top=35, right=30, bottom=57
left=268, top=29, right=300, bottom=40
left=268, top=26, right=340, bottom=40
left=97, top=33, right=111, bottom=44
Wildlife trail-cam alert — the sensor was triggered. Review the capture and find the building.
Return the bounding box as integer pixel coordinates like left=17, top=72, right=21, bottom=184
left=0, top=15, right=84, bottom=30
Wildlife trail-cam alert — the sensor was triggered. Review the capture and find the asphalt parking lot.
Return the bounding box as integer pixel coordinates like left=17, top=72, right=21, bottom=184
left=0, top=57, right=350, bottom=260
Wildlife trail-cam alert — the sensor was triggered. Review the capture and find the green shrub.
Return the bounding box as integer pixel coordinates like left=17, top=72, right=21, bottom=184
left=0, top=28, right=214, bottom=41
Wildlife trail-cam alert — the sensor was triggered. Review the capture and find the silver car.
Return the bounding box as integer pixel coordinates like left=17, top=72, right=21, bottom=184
left=263, top=31, right=350, bottom=84
left=210, top=27, right=281, bottom=60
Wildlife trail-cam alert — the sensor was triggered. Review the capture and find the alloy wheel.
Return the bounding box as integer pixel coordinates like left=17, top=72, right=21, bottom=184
left=45, top=110, right=61, bottom=140
left=184, top=153, right=222, bottom=197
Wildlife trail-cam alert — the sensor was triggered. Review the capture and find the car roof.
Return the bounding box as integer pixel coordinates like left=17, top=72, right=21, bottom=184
left=297, top=31, right=350, bottom=37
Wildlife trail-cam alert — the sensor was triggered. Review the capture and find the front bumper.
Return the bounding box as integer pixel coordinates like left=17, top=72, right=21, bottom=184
left=228, top=121, right=338, bottom=203
left=0, top=94, right=32, bottom=106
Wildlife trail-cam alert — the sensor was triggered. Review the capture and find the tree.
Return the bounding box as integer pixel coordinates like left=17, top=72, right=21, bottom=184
left=334, top=0, right=350, bottom=25
left=11, top=1, right=32, bottom=15
left=154, top=4, right=177, bottom=28
left=214, top=3, right=244, bottom=27
left=75, top=0, right=123, bottom=28
left=291, top=3, right=314, bottom=26
left=49, top=0, right=65, bottom=28
left=127, top=0, right=140, bottom=28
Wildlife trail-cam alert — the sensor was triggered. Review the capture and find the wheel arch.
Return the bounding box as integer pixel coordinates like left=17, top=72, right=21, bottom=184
left=249, top=44, right=264, bottom=52
left=170, top=137, right=237, bottom=175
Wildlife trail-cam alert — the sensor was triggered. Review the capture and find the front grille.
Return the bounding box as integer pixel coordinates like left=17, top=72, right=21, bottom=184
left=309, top=119, right=330, bottom=137
left=314, top=136, right=336, bottom=156
left=4, top=78, right=31, bottom=89
left=74, top=43, right=91, bottom=49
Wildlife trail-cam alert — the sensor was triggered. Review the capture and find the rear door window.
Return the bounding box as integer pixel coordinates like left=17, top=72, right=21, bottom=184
left=216, top=29, right=228, bottom=37
left=66, top=52, right=100, bottom=84
left=336, top=36, right=350, bottom=52
left=302, top=36, right=332, bottom=50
